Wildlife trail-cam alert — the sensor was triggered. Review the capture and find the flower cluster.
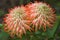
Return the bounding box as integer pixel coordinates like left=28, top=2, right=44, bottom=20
left=4, top=2, right=56, bottom=38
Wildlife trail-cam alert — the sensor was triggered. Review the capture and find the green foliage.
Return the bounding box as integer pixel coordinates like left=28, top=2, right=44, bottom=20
left=0, top=24, right=9, bottom=40
left=0, top=30, right=9, bottom=40
left=0, top=24, right=3, bottom=29
left=46, top=16, right=60, bottom=38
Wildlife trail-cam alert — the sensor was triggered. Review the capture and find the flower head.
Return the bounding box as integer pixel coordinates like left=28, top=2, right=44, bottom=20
left=25, top=2, right=56, bottom=31
left=4, top=6, right=31, bottom=38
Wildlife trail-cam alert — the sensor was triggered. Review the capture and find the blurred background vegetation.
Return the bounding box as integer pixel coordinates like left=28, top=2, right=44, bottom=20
left=0, top=0, right=60, bottom=40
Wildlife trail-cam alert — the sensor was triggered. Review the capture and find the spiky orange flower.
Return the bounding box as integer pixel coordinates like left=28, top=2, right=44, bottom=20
left=4, top=6, right=32, bottom=38
left=25, top=2, right=56, bottom=31
left=3, top=2, right=56, bottom=38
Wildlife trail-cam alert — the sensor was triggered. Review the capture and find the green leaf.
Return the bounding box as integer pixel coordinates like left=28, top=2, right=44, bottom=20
left=46, top=16, right=60, bottom=38
left=0, top=24, right=10, bottom=40
left=0, top=24, right=3, bottom=29
left=0, top=30, right=9, bottom=40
